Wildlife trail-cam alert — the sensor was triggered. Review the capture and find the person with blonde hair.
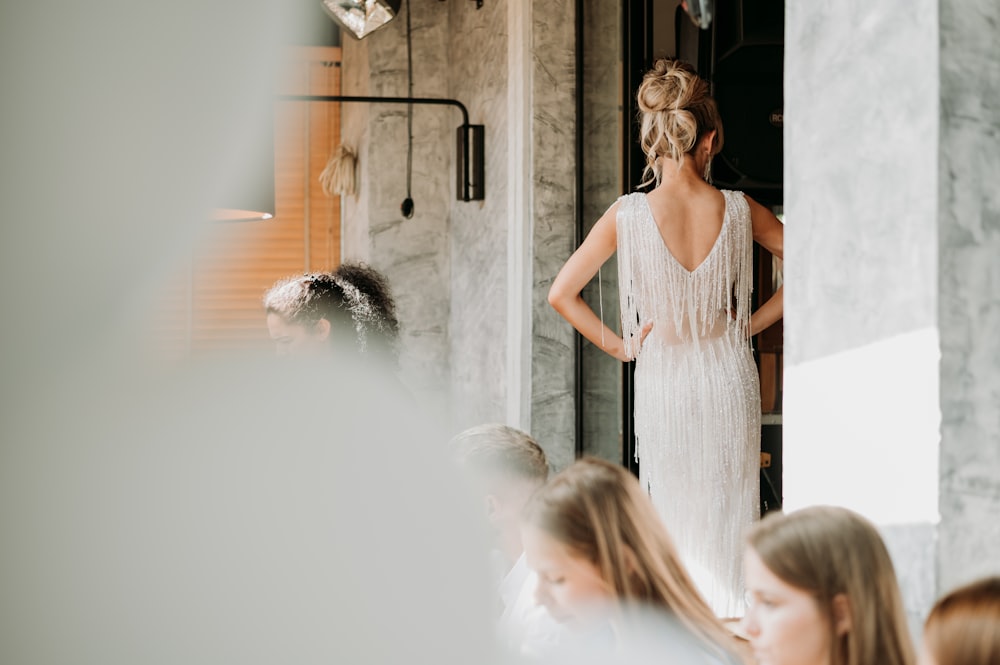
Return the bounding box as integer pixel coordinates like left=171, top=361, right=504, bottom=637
left=920, top=576, right=1000, bottom=665
left=521, top=457, right=747, bottom=663
left=548, top=57, right=784, bottom=616
left=742, top=506, right=915, bottom=665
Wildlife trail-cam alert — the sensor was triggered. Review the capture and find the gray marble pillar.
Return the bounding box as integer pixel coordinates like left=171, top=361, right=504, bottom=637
left=784, top=0, right=940, bottom=627
left=446, top=0, right=512, bottom=431
left=937, top=0, right=1000, bottom=593
left=529, top=0, right=579, bottom=471
left=341, top=1, right=581, bottom=469
left=342, top=1, right=453, bottom=415
left=579, top=0, right=624, bottom=463
left=785, top=0, right=1000, bottom=624
left=444, top=0, right=580, bottom=469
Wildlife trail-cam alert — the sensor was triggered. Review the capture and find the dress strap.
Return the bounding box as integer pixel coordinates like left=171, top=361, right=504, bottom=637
left=725, top=191, right=754, bottom=340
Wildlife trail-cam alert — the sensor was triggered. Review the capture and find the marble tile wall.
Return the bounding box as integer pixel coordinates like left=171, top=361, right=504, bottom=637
left=936, top=0, right=1000, bottom=593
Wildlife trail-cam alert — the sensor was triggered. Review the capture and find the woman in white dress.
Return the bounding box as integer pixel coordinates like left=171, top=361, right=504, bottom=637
left=548, top=58, right=784, bottom=618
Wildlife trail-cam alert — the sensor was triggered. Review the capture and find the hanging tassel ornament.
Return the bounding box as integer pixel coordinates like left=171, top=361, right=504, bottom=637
left=319, top=144, right=358, bottom=197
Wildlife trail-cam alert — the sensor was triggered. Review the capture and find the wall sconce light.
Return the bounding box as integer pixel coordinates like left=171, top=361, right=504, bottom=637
left=282, top=2, right=486, bottom=213
left=456, top=123, right=484, bottom=201
left=280, top=94, right=484, bottom=202
left=215, top=95, right=483, bottom=224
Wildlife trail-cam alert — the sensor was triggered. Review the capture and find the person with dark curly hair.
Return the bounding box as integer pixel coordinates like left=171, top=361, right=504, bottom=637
left=331, top=263, right=400, bottom=357
left=263, top=263, right=400, bottom=363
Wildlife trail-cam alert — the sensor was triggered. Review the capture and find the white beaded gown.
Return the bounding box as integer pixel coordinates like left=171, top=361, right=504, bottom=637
left=616, top=189, right=760, bottom=618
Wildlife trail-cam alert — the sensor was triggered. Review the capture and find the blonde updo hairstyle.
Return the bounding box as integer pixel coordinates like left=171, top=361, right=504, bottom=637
left=637, top=58, right=724, bottom=186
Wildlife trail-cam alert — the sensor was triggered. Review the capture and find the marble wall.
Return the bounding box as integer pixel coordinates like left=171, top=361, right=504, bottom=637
left=784, top=2, right=939, bottom=366
left=443, top=0, right=581, bottom=472
left=937, top=0, right=1000, bottom=592
left=446, top=0, right=511, bottom=432
left=783, top=0, right=940, bottom=626
left=786, top=0, right=1000, bottom=621
left=529, top=0, right=579, bottom=471
left=579, top=0, right=624, bottom=463
left=342, top=1, right=581, bottom=467
left=342, top=2, right=455, bottom=418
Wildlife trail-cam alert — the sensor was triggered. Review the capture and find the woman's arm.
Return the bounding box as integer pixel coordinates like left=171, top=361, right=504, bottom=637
left=750, top=285, right=783, bottom=336
left=548, top=202, right=650, bottom=362
left=746, top=196, right=785, bottom=336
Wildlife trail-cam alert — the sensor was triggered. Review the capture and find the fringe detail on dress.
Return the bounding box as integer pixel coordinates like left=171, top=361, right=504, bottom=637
left=616, top=190, right=760, bottom=618
left=617, top=195, right=641, bottom=362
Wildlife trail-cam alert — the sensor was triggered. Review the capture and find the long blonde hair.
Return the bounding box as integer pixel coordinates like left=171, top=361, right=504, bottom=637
left=747, top=506, right=915, bottom=665
left=637, top=58, right=724, bottom=187
left=522, top=457, right=742, bottom=661
left=924, top=576, right=1000, bottom=665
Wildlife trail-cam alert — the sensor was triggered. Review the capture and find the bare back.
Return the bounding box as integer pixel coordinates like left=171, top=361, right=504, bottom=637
left=644, top=180, right=726, bottom=273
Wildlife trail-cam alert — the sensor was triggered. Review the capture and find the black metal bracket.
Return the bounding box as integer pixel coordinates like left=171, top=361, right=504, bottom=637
left=276, top=94, right=484, bottom=202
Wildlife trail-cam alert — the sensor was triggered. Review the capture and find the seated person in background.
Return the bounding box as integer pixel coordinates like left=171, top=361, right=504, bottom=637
left=452, top=424, right=562, bottom=658
left=920, top=576, right=1000, bottom=665
left=520, top=456, right=747, bottom=664
left=263, top=262, right=399, bottom=364
left=742, top=506, right=915, bottom=665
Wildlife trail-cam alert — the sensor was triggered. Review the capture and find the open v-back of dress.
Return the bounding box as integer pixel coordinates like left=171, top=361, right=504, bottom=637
left=616, top=189, right=760, bottom=618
